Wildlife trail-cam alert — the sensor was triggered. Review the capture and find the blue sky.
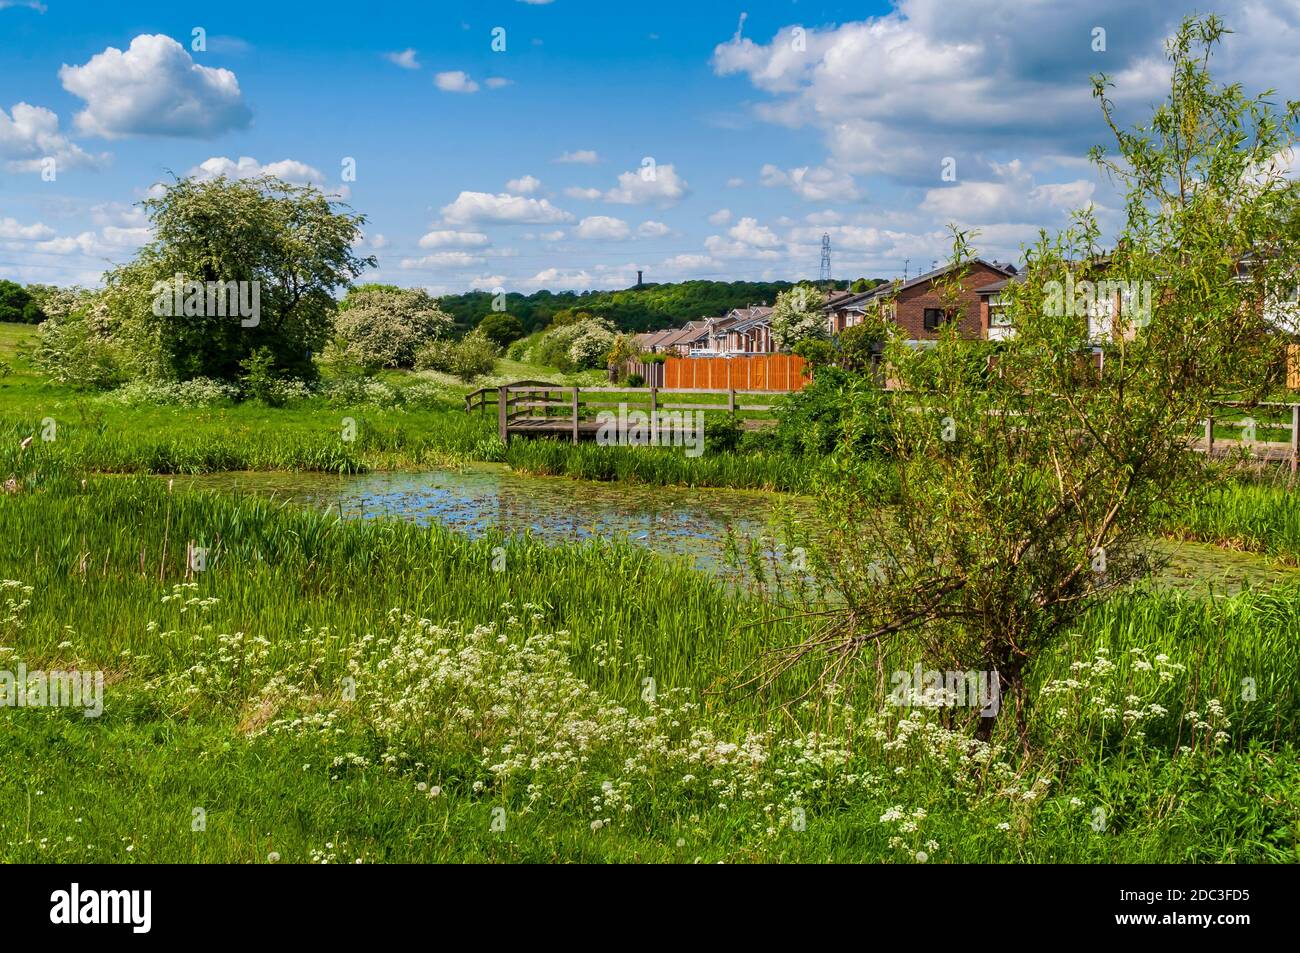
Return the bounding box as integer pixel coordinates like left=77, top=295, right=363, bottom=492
left=3, top=0, right=1299, bottom=293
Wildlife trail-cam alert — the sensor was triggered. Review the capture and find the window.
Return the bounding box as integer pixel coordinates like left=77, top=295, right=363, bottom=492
left=987, top=295, right=1012, bottom=327
left=923, top=307, right=956, bottom=331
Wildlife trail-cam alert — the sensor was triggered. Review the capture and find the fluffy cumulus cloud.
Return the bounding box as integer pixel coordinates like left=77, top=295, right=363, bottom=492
left=0, top=101, right=106, bottom=173
left=60, top=34, right=251, bottom=138
left=709, top=1, right=1207, bottom=180
left=575, top=215, right=631, bottom=240
left=34, top=226, right=151, bottom=257
left=920, top=159, right=1098, bottom=222
left=399, top=250, right=487, bottom=270
left=417, top=229, right=491, bottom=248
left=0, top=217, right=56, bottom=240
left=440, top=191, right=573, bottom=225
left=759, top=163, right=860, bottom=202
left=384, top=49, right=420, bottom=70
left=434, top=71, right=479, bottom=93
left=188, top=155, right=326, bottom=185
left=705, top=216, right=783, bottom=260
left=505, top=174, right=541, bottom=194
left=638, top=220, right=671, bottom=237
left=602, top=163, right=689, bottom=205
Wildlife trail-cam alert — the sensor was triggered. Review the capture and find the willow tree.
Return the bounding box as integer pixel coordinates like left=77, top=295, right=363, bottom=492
left=766, top=16, right=1300, bottom=745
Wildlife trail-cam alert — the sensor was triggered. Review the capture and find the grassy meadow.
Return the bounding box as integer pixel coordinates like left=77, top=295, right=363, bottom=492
left=2, top=321, right=1299, bottom=862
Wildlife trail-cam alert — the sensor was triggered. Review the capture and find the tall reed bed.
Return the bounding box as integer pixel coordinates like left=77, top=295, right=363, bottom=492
left=1164, top=480, right=1300, bottom=564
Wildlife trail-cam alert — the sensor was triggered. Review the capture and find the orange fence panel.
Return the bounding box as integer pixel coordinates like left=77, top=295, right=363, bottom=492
left=662, top=354, right=810, bottom=392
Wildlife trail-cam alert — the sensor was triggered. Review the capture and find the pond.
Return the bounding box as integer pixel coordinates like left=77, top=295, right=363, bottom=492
left=174, top=465, right=1300, bottom=593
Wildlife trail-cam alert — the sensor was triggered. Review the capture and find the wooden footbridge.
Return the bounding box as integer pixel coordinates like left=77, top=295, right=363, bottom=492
left=465, top=382, right=779, bottom=444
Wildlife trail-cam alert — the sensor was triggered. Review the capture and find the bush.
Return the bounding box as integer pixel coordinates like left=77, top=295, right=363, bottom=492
left=107, top=377, right=241, bottom=408
left=0, top=280, right=44, bottom=324
left=793, top=338, right=834, bottom=370
left=33, top=291, right=129, bottom=391
left=334, top=286, right=454, bottom=369
left=837, top=322, right=883, bottom=373
left=529, top=313, right=617, bottom=371
left=476, top=312, right=525, bottom=348
left=415, top=331, right=499, bottom=382
left=625, top=373, right=646, bottom=388
left=240, top=346, right=285, bottom=405
left=448, top=330, right=499, bottom=382
left=771, top=367, right=889, bottom=456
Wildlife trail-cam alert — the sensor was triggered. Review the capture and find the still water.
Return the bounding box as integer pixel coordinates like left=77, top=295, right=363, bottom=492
left=175, top=465, right=1300, bottom=592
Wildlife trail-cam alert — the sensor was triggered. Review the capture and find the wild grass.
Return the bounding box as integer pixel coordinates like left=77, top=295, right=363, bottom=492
left=0, top=475, right=1296, bottom=862
left=1162, top=479, right=1300, bottom=564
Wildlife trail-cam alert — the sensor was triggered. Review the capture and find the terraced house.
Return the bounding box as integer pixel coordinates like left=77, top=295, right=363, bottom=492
left=824, top=259, right=1018, bottom=341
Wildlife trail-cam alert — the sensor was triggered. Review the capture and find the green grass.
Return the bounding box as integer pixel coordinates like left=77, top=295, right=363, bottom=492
left=0, top=473, right=1295, bottom=863
left=0, top=321, right=809, bottom=489
left=1164, top=479, right=1300, bottom=565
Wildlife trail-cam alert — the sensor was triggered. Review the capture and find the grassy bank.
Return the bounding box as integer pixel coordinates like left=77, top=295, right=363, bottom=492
left=1, top=322, right=814, bottom=491
left=0, top=474, right=1295, bottom=862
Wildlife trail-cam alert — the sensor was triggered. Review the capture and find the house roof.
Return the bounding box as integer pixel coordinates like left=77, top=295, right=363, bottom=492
left=825, top=259, right=1017, bottom=311
left=658, top=323, right=709, bottom=347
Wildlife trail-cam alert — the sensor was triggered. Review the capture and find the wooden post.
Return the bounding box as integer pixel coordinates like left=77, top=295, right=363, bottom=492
left=728, top=388, right=736, bottom=416
left=1204, top=414, right=1214, bottom=454
left=650, top=386, right=658, bottom=447
left=571, top=386, right=580, bottom=444
left=498, top=386, right=509, bottom=445
left=1286, top=403, right=1299, bottom=471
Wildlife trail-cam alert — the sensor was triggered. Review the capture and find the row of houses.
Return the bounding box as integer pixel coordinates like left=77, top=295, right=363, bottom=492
left=633, top=259, right=1023, bottom=358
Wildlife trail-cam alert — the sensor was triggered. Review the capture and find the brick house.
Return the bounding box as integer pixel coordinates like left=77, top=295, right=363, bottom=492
left=825, top=259, right=1018, bottom=341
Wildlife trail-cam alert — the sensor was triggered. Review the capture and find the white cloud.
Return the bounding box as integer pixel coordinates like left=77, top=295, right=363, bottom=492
left=759, top=163, right=861, bottom=201
left=920, top=160, right=1096, bottom=222
left=0, top=217, right=55, bottom=240
left=663, top=254, right=715, bottom=270
left=384, top=49, right=420, bottom=69
left=399, top=251, right=486, bottom=269
left=707, top=208, right=732, bottom=225
left=505, top=174, right=541, bottom=194
left=537, top=230, right=566, bottom=241
left=34, top=226, right=150, bottom=256
left=434, top=71, right=479, bottom=93
left=709, top=4, right=1193, bottom=180
left=728, top=216, right=779, bottom=247
left=485, top=77, right=512, bottom=89
left=564, top=186, right=602, bottom=200
left=638, top=220, right=671, bottom=237
left=0, top=102, right=106, bottom=173
left=575, top=215, right=631, bottom=240
left=60, top=34, right=251, bottom=138
left=188, top=155, right=326, bottom=185
left=418, top=229, right=491, bottom=248
left=521, top=268, right=595, bottom=290
left=554, top=149, right=599, bottom=164
left=440, top=191, right=573, bottom=225
left=603, top=163, right=689, bottom=205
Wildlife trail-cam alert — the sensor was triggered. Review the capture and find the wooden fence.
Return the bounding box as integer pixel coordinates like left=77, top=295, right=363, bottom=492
left=494, top=384, right=780, bottom=444
left=610, top=359, right=665, bottom=388
left=664, top=354, right=810, bottom=392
